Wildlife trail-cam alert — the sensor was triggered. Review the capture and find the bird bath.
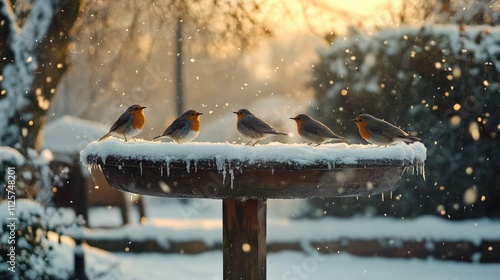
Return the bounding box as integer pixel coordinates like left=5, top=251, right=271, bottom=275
left=81, top=140, right=426, bottom=280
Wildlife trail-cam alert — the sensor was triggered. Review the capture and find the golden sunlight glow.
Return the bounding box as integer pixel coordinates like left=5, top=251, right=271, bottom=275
left=469, top=122, right=480, bottom=141
left=263, top=0, right=402, bottom=36
left=149, top=218, right=221, bottom=229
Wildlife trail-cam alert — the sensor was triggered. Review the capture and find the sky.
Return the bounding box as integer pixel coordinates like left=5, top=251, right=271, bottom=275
left=264, top=0, right=403, bottom=36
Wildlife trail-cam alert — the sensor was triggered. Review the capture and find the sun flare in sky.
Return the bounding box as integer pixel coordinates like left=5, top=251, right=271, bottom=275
left=261, top=0, right=402, bottom=36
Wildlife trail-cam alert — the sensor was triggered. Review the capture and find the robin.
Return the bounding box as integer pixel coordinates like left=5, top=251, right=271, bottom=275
left=352, top=114, right=420, bottom=145
left=98, top=104, right=146, bottom=142
left=233, top=108, right=288, bottom=146
left=290, top=114, right=349, bottom=146
left=153, top=109, right=203, bottom=143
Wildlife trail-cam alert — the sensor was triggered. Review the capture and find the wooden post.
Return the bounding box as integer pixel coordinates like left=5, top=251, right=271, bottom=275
left=223, top=198, right=267, bottom=280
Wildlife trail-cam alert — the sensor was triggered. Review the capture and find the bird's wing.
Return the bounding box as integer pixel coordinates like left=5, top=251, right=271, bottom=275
left=375, top=120, right=409, bottom=138
left=162, top=118, right=188, bottom=136
left=306, top=122, right=347, bottom=142
left=307, top=122, right=335, bottom=138
left=241, top=116, right=277, bottom=134
left=108, top=111, right=131, bottom=132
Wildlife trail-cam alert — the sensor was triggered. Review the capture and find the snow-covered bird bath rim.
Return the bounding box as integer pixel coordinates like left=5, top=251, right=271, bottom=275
left=80, top=140, right=426, bottom=199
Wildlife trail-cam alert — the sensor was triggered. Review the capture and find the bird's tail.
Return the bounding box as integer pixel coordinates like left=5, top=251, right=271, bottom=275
left=98, top=133, right=111, bottom=142
left=275, top=132, right=288, bottom=136
left=334, top=135, right=350, bottom=143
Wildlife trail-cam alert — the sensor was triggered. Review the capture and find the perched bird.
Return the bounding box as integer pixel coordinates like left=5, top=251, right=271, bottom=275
left=153, top=109, right=203, bottom=143
left=352, top=114, right=420, bottom=145
left=290, top=114, right=349, bottom=146
left=98, top=104, right=146, bottom=142
left=233, top=108, right=288, bottom=146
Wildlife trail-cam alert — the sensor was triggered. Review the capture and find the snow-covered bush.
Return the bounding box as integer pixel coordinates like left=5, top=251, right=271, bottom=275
left=309, top=24, right=500, bottom=219
left=0, top=200, right=72, bottom=280
left=1, top=0, right=84, bottom=277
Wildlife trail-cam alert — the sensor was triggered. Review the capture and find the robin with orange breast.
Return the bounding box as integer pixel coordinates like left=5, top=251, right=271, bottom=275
left=153, top=109, right=203, bottom=143
left=98, top=104, right=146, bottom=142
left=290, top=114, right=349, bottom=146
left=352, top=114, right=420, bottom=145
left=234, top=109, right=288, bottom=146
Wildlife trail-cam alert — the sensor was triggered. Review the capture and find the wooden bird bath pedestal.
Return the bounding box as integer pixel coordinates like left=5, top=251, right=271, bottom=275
left=82, top=140, right=426, bottom=280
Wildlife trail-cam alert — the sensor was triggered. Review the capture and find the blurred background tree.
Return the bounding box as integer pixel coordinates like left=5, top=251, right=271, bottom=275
left=1, top=1, right=83, bottom=278
left=308, top=0, right=500, bottom=220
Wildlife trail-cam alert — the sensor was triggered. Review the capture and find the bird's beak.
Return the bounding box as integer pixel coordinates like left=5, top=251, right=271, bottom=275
left=198, top=112, right=203, bottom=115
left=289, top=117, right=296, bottom=120
left=140, top=106, right=147, bottom=109
left=233, top=112, right=238, bottom=114
left=350, top=118, right=356, bottom=122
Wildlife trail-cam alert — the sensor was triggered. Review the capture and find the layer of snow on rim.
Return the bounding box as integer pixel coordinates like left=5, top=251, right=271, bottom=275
left=80, top=139, right=426, bottom=170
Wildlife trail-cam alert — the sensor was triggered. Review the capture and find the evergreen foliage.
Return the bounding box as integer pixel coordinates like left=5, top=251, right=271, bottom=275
left=309, top=25, right=500, bottom=219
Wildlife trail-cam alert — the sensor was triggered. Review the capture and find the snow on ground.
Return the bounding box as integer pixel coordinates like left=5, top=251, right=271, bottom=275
left=79, top=197, right=500, bottom=279
left=5, top=197, right=498, bottom=279
left=110, top=250, right=500, bottom=280
left=49, top=236, right=500, bottom=280
left=85, top=198, right=500, bottom=246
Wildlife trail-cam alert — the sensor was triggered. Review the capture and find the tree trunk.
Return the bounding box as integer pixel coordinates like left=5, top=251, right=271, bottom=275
left=0, top=0, right=84, bottom=198
left=0, top=0, right=83, bottom=154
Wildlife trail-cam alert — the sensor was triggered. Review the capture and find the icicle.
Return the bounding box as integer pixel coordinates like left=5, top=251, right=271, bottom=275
left=222, top=165, right=227, bottom=185
left=326, top=161, right=333, bottom=169
left=215, top=157, right=225, bottom=172
left=185, top=160, right=190, bottom=173
left=420, top=161, right=426, bottom=181
left=230, top=169, right=235, bottom=190
left=139, top=162, right=143, bottom=176
left=160, top=165, right=163, bottom=177
left=87, top=165, right=92, bottom=174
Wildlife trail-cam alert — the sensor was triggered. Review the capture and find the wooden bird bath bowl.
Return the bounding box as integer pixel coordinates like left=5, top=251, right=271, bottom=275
left=82, top=140, right=426, bottom=280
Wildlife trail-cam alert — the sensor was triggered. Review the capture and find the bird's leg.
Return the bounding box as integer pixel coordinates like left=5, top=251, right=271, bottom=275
left=315, top=144, right=321, bottom=147
left=123, top=134, right=128, bottom=142
left=307, top=143, right=312, bottom=146
left=245, top=140, right=253, bottom=146
left=133, top=137, right=137, bottom=141
left=252, top=140, right=260, bottom=146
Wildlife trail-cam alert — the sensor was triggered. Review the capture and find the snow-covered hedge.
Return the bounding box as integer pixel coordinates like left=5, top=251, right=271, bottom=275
left=310, top=24, right=500, bottom=219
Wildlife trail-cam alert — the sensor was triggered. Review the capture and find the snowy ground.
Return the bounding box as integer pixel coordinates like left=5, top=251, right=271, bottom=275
left=111, top=251, right=500, bottom=280
left=88, top=198, right=500, bottom=243
left=76, top=197, right=500, bottom=279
